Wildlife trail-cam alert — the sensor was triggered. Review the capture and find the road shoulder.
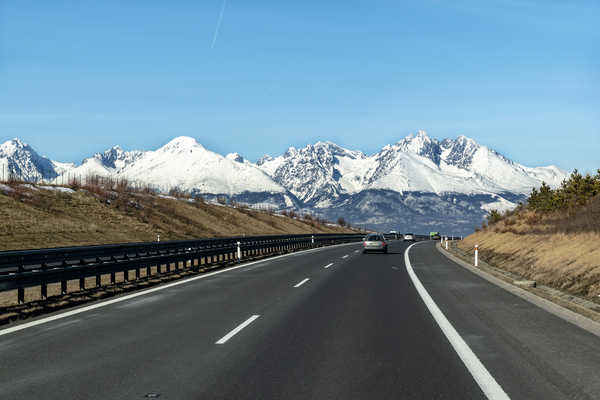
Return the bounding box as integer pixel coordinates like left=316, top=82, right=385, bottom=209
left=437, top=242, right=600, bottom=338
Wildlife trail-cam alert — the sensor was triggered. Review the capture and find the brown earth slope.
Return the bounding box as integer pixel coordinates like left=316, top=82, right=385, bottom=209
left=0, top=183, right=356, bottom=251
left=457, top=196, right=600, bottom=301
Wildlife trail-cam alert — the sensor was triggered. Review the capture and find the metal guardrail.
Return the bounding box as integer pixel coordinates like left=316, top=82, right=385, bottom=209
left=381, top=233, right=460, bottom=241
left=0, top=233, right=364, bottom=304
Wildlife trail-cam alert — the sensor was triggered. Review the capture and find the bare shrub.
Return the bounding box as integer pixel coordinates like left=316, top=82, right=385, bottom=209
left=115, top=178, right=129, bottom=193
left=169, top=187, right=190, bottom=198
left=337, top=217, right=346, bottom=227
left=69, top=176, right=81, bottom=190
left=193, top=195, right=204, bottom=204
left=525, top=213, right=542, bottom=225
left=6, top=172, right=24, bottom=185
left=487, top=209, right=502, bottom=225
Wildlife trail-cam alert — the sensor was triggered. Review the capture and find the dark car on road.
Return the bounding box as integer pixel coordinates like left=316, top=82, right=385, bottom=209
left=362, top=233, right=388, bottom=254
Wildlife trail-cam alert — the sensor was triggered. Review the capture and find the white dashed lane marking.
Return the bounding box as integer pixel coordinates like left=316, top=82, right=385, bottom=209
left=215, top=315, right=260, bottom=345
left=293, top=278, right=310, bottom=288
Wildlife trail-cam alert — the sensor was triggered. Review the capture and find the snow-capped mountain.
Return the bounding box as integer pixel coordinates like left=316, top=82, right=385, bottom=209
left=256, top=131, right=565, bottom=207
left=0, top=133, right=568, bottom=235
left=257, top=141, right=372, bottom=207
left=60, top=137, right=288, bottom=196
left=62, top=145, right=145, bottom=178
left=0, top=138, right=67, bottom=181
left=115, top=137, right=287, bottom=196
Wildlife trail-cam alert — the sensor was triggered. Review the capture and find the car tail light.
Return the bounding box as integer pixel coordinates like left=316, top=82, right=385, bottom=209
left=382, top=242, right=386, bottom=246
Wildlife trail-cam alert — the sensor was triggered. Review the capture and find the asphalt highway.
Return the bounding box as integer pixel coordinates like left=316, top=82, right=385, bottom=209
left=1, top=240, right=599, bottom=399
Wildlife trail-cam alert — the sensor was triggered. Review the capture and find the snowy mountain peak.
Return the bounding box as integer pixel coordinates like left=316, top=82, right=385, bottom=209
left=160, top=136, right=204, bottom=153
left=1, top=138, right=32, bottom=155
left=93, top=145, right=143, bottom=170
left=313, top=140, right=338, bottom=148
left=394, top=130, right=442, bottom=165
left=0, top=138, right=58, bottom=180
left=256, top=155, right=273, bottom=166
left=226, top=152, right=245, bottom=163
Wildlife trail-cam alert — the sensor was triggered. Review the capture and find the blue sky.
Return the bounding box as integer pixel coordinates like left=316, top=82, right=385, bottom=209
left=1, top=0, right=598, bottom=173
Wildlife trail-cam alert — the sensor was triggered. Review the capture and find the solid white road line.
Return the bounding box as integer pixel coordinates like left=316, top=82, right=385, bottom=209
left=404, top=243, right=510, bottom=400
left=342, top=255, right=349, bottom=259
left=293, top=278, right=310, bottom=288
left=324, top=263, right=334, bottom=269
left=215, top=315, right=260, bottom=344
left=0, top=242, right=360, bottom=337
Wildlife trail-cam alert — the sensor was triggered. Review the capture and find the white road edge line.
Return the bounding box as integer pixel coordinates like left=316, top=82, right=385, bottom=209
left=215, top=315, right=260, bottom=344
left=342, top=255, right=349, bottom=259
left=404, top=243, right=511, bottom=400
left=324, top=263, right=334, bottom=269
left=293, top=278, right=310, bottom=288
left=0, top=241, right=359, bottom=337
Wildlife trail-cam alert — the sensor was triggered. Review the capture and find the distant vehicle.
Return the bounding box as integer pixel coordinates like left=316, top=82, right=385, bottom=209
left=362, top=233, right=388, bottom=254
left=430, top=232, right=441, bottom=240
left=403, top=233, right=415, bottom=242
left=389, top=230, right=399, bottom=239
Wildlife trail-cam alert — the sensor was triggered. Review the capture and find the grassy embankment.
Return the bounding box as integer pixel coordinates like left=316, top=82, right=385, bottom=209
left=458, top=170, right=600, bottom=301
left=0, top=180, right=358, bottom=310
left=0, top=180, right=356, bottom=251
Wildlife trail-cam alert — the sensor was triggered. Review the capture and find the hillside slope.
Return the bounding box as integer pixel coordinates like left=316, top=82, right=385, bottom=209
left=0, top=183, right=355, bottom=251
left=457, top=193, right=600, bottom=301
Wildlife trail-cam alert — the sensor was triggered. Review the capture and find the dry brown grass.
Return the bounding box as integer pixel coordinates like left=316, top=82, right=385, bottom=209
left=458, top=210, right=600, bottom=300
left=0, top=184, right=355, bottom=251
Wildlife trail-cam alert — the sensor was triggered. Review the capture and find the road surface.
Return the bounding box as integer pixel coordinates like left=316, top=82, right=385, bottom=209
left=1, top=240, right=599, bottom=399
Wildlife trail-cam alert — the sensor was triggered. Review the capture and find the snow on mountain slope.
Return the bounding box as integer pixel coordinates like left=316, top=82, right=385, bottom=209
left=1, top=134, right=570, bottom=234
left=257, top=141, right=373, bottom=207
left=95, top=145, right=144, bottom=170
left=2, top=133, right=568, bottom=218
left=0, top=138, right=59, bottom=181
left=53, top=145, right=144, bottom=180
left=116, top=137, right=286, bottom=195
left=257, top=131, right=568, bottom=205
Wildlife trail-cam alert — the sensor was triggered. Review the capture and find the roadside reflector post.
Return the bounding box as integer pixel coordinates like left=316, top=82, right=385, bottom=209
left=311, top=235, right=315, bottom=247
left=474, top=245, right=479, bottom=267
left=157, top=234, right=160, bottom=242
left=445, top=238, right=449, bottom=250
left=237, top=241, right=242, bottom=262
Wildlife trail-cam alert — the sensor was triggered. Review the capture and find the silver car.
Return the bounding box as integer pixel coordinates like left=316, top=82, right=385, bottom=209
left=403, top=233, right=415, bottom=242
left=362, top=233, right=388, bottom=254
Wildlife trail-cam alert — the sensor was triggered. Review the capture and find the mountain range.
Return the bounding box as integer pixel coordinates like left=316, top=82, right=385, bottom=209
left=0, top=132, right=567, bottom=235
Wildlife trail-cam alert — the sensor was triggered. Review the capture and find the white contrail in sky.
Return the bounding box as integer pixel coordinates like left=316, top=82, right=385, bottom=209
left=211, top=0, right=227, bottom=49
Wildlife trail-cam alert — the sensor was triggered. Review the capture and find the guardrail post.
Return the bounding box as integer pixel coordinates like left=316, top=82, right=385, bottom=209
left=109, top=256, right=116, bottom=284
left=474, top=245, right=479, bottom=267
left=95, top=257, right=102, bottom=287
left=16, top=257, right=25, bottom=303
left=60, top=258, right=68, bottom=295
left=40, top=263, right=48, bottom=299
left=237, top=241, right=241, bottom=262
left=79, top=258, right=86, bottom=290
